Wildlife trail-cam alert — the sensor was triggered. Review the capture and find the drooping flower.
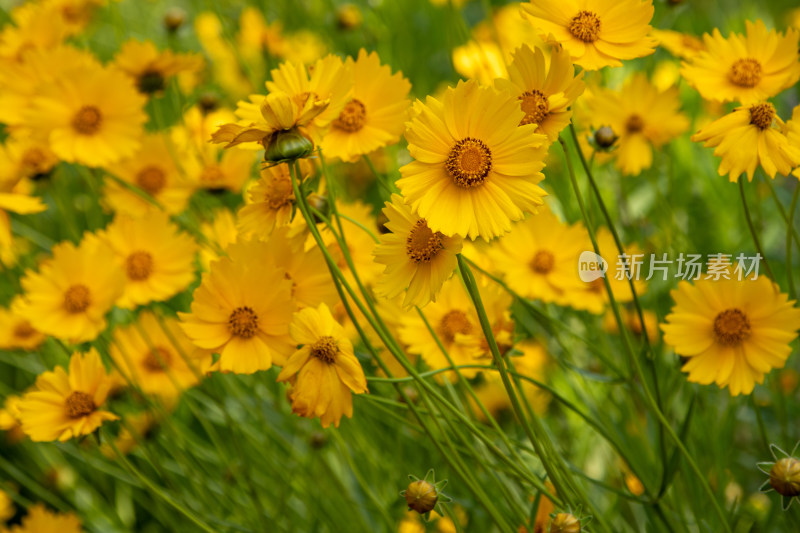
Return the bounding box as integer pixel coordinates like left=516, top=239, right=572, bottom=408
left=495, top=43, right=585, bottom=143
left=17, top=349, right=118, bottom=442
left=691, top=102, right=800, bottom=181
left=15, top=236, right=124, bottom=343
left=110, top=312, right=211, bottom=400
left=112, top=39, right=203, bottom=95
left=585, top=74, right=689, bottom=176
left=681, top=20, right=800, bottom=104
left=99, top=212, right=198, bottom=309
left=373, top=194, right=462, bottom=308
left=521, top=0, right=657, bottom=70
left=179, top=240, right=295, bottom=374
left=661, top=276, right=800, bottom=396
left=397, top=80, right=548, bottom=240
left=320, top=49, right=411, bottom=162
left=276, top=304, right=368, bottom=428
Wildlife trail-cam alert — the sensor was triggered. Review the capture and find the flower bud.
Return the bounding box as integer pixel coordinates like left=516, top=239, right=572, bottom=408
left=593, top=126, right=618, bottom=149
left=549, top=513, right=580, bottom=533
left=404, top=479, right=438, bottom=514
left=265, top=128, right=315, bottom=163
left=336, top=4, right=363, bottom=30
left=770, top=457, right=800, bottom=497
left=164, top=8, right=186, bottom=33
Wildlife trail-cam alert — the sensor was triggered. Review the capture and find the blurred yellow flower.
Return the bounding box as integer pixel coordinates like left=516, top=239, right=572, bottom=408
left=662, top=276, right=800, bottom=396
left=398, top=80, right=548, bottom=240
left=112, top=40, right=204, bottom=96
left=198, top=208, right=238, bottom=271
left=681, top=21, right=800, bottom=104
left=277, top=303, right=368, bottom=428
left=0, top=305, right=46, bottom=351
left=521, top=0, right=657, bottom=70
left=3, top=503, right=82, bottom=533
left=452, top=40, right=508, bottom=84
left=237, top=162, right=310, bottom=239
left=15, top=237, right=123, bottom=343
left=17, top=349, right=118, bottom=442
left=651, top=29, right=705, bottom=59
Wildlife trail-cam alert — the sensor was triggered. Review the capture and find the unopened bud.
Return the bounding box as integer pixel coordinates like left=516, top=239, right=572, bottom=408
left=405, top=479, right=438, bottom=514
left=336, top=4, right=363, bottom=30
left=550, top=513, right=580, bottom=533
left=593, top=126, right=617, bottom=149
left=770, top=457, right=800, bottom=497
left=265, top=128, right=315, bottom=163
left=164, top=8, right=186, bottom=33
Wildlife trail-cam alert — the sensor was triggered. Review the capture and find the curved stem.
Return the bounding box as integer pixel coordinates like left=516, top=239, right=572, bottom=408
left=739, top=177, right=776, bottom=283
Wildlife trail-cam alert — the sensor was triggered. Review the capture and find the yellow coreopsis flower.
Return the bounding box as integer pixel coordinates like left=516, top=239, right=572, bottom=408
left=0, top=395, right=23, bottom=440
left=104, top=134, right=193, bottom=216
left=15, top=237, right=124, bottom=343
left=0, top=137, right=59, bottom=182
left=3, top=503, right=82, bottom=533
left=17, top=349, right=118, bottom=442
left=691, top=102, right=800, bottom=181
left=276, top=304, right=368, bottom=428
left=179, top=241, right=295, bottom=374
left=373, top=194, right=463, bottom=308
left=0, top=178, right=47, bottom=255
left=24, top=62, right=147, bottom=168
left=0, top=305, right=46, bottom=351
left=0, top=489, right=11, bottom=522
left=681, top=20, right=800, bottom=104
left=0, top=2, right=71, bottom=62
left=320, top=49, right=411, bottom=162
left=495, top=43, right=585, bottom=143
left=651, top=29, right=705, bottom=60
left=521, top=0, right=657, bottom=70
left=185, top=148, right=255, bottom=193
left=110, top=312, right=211, bottom=400
left=483, top=207, right=587, bottom=305
left=112, top=40, right=204, bottom=96
left=586, top=74, right=689, bottom=176
left=99, top=212, right=198, bottom=309
left=452, top=40, right=508, bottom=84
left=198, top=209, right=238, bottom=271
left=398, top=80, right=548, bottom=241
left=662, top=276, right=800, bottom=396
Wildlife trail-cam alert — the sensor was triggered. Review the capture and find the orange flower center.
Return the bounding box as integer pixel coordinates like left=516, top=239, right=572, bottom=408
left=519, top=89, right=549, bottom=126
left=144, top=347, right=172, bottom=372
left=333, top=99, right=367, bottom=132
left=13, top=321, right=36, bottom=339
left=265, top=178, right=294, bottom=209
left=625, top=114, right=645, bottom=133
left=65, top=391, right=96, bottom=418
left=21, top=148, right=48, bottom=175
left=200, top=165, right=225, bottom=185
left=749, top=103, right=775, bottom=130
left=439, top=310, right=472, bottom=343
left=126, top=251, right=154, bottom=281
left=728, top=58, right=762, bottom=88
left=713, top=308, right=751, bottom=346
left=64, top=284, right=91, bottom=313
left=310, top=335, right=339, bottom=363
left=568, top=10, right=601, bottom=42
left=72, top=105, right=103, bottom=135
left=530, top=250, right=555, bottom=274
left=406, top=219, right=444, bottom=263
left=769, top=457, right=800, bottom=497
left=446, top=137, right=492, bottom=189
left=229, top=306, right=259, bottom=338
left=136, top=165, right=167, bottom=195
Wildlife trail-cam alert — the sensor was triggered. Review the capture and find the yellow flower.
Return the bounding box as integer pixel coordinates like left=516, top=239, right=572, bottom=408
left=373, top=194, right=462, bottom=308
left=17, top=349, right=118, bottom=442
left=521, top=0, right=657, bottom=70
left=104, top=134, right=193, bottom=216
left=681, top=21, right=800, bottom=104
left=100, top=411, right=158, bottom=458
left=662, top=276, right=800, bottom=396
left=782, top=104, right=800, bottom=179
left=276, top=304, right=368, bottom=428
left=179, top=240, right=295, bottom=374
left=398, top=80, right=548, bottom=240
left=237, top=161, right=312, bottom=239
left=0, top=395, right=23, bottom=441
left=321, top=200, right=384, bottom=287
left=651, top=29, right=705, bottom=59
left=0, top=3, right=71, bottom=62
left=99, top=212, right=198, bottom=309
left=110, top=312, right=210, bottom=400
left=0, top=305, right=46, bottom=351
left=194, top=12, right=253, bottom=99
left=185, top=148, right=255, bottom=193
left=40, top=0, right=107, bottom=35
left=24, top=62, right=147, bottom=167
left=691, top=102, right=800, bottom=182
left=3, top=503, right=82, bottom=533
left=0, top=489, right=12, bottom=523
left=199, top=208, right=238, bottom=271
left=320, top=49, right=411, bottom=162
left=112, top=39, right=203, bottom=95
left=0, top=137, right=59, bottom=182
left=452, top=40, right=508, bottom=84
left=15, top=237, right=124, bottom=343
left=484, top=207, right=586, bottom=305
left=495, top=43, right=585, bottom=143
left=586, top=74, right=689, bottom=176
left=399, top=277, right=507, bottom=380
left=0, top=179, right=46, bottom=257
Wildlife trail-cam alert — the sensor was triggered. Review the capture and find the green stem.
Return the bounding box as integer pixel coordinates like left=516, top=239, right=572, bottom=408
left=786, top=183, right=799, bottom=300
left=739, top=177, right=776, bottom=283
